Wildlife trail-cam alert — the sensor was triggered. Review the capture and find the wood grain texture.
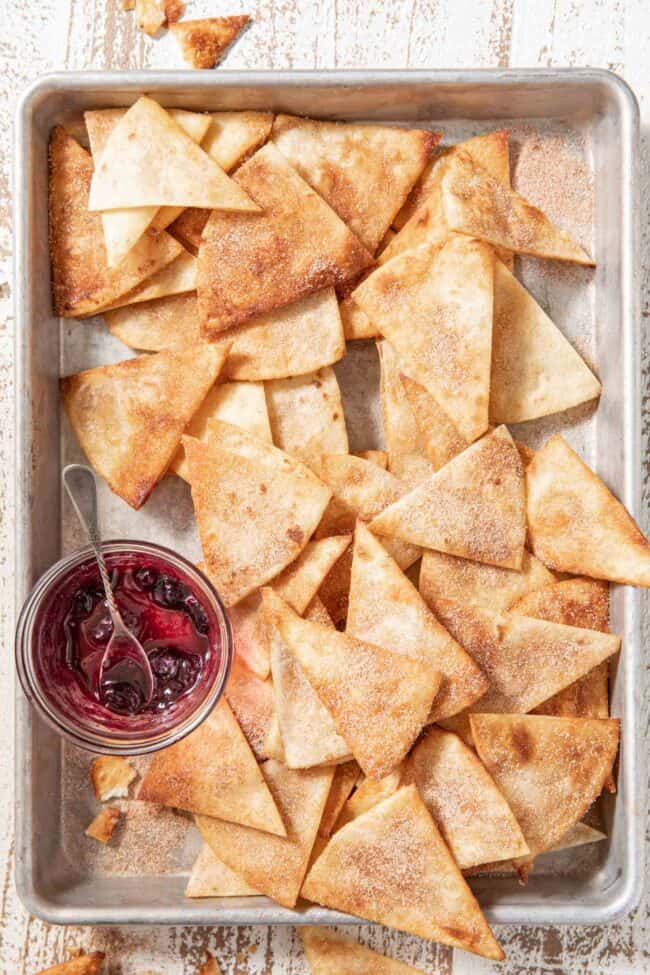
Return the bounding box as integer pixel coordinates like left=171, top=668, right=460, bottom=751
left=1, top=0, right=649, bottom=972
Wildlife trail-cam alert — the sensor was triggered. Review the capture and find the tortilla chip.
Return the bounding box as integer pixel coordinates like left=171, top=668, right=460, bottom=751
left=88, top=96, right=258, bottom=213
left=48, top=127, right=183, bottom=318
left=185, top=843, right=260, bottom=897
left=171, top=16, right=249, bottom=69
left=527, top=434, right=650, bottom=586
left=272, top=535, right=352, bottom=612
left=300, top=927, right=430, bottom=975
left=432, top=598, right=621, bottom=715
left=339, top=294, right=379, bottom=341
left=198, top=144, right=374, bottom=336
left=272, top=115, right=438, bottom=253
left=399, top=373, right=467, bottom=471
left=347, top=522, right=488, bottom=721
left=85, top=806, right=121, bottom=844
left=172, top=380, right=271, bottom=480
left=550, top=821, right=607, bottom=852
left=302, top=785, right=504, bottom=960
left=138, top=699, right=285, bottom=834
left=336, top=767, right=404, bottom=830
left=61, top=343, right=229, bottom=509
left=513, top=578, right=610, bottom=723
left=490, top=261, right=601, bottom=422
left=318, top=760, right=361, bottom=837
left=101, top=249, right=197, bottom=311
left=402, top=727, right=529, bottom=869
left=197, top=759, right=334, bottom=908
left=441, top=149, right=593, bottom=264
left=203, top=418, right=324, bottom=483
left=37, top=954, right=105, bottom=975
left=225, top=591, right=270, bottom=679
left=90, top=756, right=136, bottom=801
left=377, top=339, right=435, bottom=487
left=265, top=589, right=352, bottom=768
left=136, top=0, right=165, bottom=35
left=353, top=237, right=494, bottom=442
left=263, top=590, right=442, bottom=778
left=224, top=655, right=275, bottom=760
left=355, top=449, right=388, bottom=468
left=419, top=548, right=555, bottom=613
left=184, top=434, right=331, bottom=606
left=265, top=367, right=349, bottom=472
left=201, top=110, right=274, bottom=172
left=105, top=292, right=200, bottom=351
left=369, top=426, right=526, bottom=570
left=471, top=713, right=619, bottom=876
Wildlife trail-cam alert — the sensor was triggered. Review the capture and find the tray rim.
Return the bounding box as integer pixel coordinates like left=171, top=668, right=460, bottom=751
left=13, top=66, right=644, bottom=929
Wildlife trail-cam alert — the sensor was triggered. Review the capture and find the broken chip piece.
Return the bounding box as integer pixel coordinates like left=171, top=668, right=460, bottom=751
left=90, top=756, right=137, bottom=802
left=171, top=16, right=250, bottom=70
left=85, top=806, right=121, bottom=844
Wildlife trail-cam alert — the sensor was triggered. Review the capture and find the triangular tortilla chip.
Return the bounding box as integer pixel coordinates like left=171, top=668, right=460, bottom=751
left=172, top=380, right=271, bottom=480
left=272, top=115, right=438, bottom=253
left=265, top=589, right=352, bottom=768
left=353, top=237, right=494, bottom=442
left=198, top=144, right=374, bottom=336
left=272, top=535, right=352, bottom=612
left=184, top=435, right=331, bottom=606
left=377, top=339, right=435, bottom=487
left=470, top=714, right=619, bottom=876
left=265, top=367, right=349, bottom=473
left=171, top=16, right=249, bottom=69
left=490, top=261, right=601, bottom=422
left=61, top=343, right=229, bottom=509
left=347, top=523, right=488, bottom=721
left=225, top=591, right=270, bottom=679
left=527, top=434, right=650, bottom=586
left=441, top=149, right=593, bottom=264
left=369, top=426, right=526, bottom=570
left=48, top=127, right=183, bottom=318
left=302, top=785, right=504, bottom=960
left=105, top=292, right=200, bottom=351
left=318, top=760, right=361, bottom=837
left=432, top=598, right=620, bottom=715
left=224, top=655, right=275, bottom=760
left=197, top=759, right=334, bottom=908
left=38, top=954, right=105, bottom=975
left=399, top=373, right=467, bottom=471
left=264, top=590, right=442, bottom=778
left=339, top=293, right=379, bottom=341
left=137, top=699, right=285, bottom=835
left=201, top=111, right=274, bottom=172
left=402, top=727, right=529, bottom=869
left=202, top=418, right=324, bottom=483
left=185, top=843, right=260, bottom=897
left=100, top=249, right=197, bottom=311
left=419, top=548, right=555, bottom=613
left=300, top=927, right=430, bottom=975
left=513, top=578, right=610, bottom=723
left=88, top=97, right=259, bottom=213
left=336, top=767, right=404, bottom=830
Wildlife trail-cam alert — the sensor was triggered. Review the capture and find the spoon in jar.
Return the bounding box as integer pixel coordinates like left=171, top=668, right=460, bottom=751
left=62, top=464, right=154, bottom=713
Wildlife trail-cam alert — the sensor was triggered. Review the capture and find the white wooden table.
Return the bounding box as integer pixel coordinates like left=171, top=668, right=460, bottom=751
left=1, top=1, right=648, bottom=971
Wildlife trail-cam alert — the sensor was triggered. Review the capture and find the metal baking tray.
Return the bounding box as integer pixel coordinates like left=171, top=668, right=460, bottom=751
left=14, top=69, right=642, bottom=927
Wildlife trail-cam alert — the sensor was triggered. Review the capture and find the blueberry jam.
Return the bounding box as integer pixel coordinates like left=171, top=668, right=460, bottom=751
left=62, top=562, right=211, bottom=716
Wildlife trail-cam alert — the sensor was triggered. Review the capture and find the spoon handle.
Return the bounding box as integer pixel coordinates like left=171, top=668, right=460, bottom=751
left=62, top=464, right=121, bottom=623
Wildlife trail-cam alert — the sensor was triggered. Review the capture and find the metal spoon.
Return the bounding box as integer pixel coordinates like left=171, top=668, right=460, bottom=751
left=62, top=464, right=154, bottom=712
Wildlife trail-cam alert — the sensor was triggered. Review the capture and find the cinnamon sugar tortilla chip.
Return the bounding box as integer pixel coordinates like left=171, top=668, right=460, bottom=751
left=527, top=434, right=650, bottom=586
left=185, top=843, right=260, bottom=897
left=265, top=367, right=349, bottom=473
left=377, top=340, right=435, bottom=487
left=201, top=111, right=274, bottom=172
left=302, top=785, right=504, bottom=960
left=61, top=343, right=229, bottom=509
left=90, top=756, right=136, bottom=801
left=88, top=97, right=258, bottom=213
left=339, top=294, right=379, bottom=341
left=271, top=535, right=352, bottom=612
left=347, top=523, right=488, bottom=722
left=49, top=128, right=183, bottom=318
left=336, top=767, right=403, bottom=829
left=85, top=806, right=121, bottom=844
left=203, top=419, right=325, bottom=484
left=224, top=656, right=275, bottom=761
left=272, top=115, right=439, bottom=253
left=184, top=434, right=330, bottom=606
left=105, top=293, right=200, bottom=351
left=419, top=548, right=555, bottom=614
left=138, top=699, right=285, bottom=835
left=432, top=598, right=620, bottom=716
left=172, top=380, right=271, bottom=480
left=264, top=590, right=442, bottom=778
left=197, top=759, right=334, bottom=908
left=225, top=590, right=270, bottom=679
left=136, top=0, right=166, bottom=35
left=318, top=760, right=361, bottom=837
left=101, top=249, right=197, bottom=310
left=37, top=954, right=105, bottom=975
left=353, top=237, right=494, bottom=443
left=300, top=927, right=431, bottom=975
left=490, top=261, right=601, bottom=422
left=471, top=714, right=619, bottom=877
left=402, top=727, right=529, bottom=869
left=171, top=16, right=249, bottom=70
left=399, top=373, right=467, bottom=472
left=442, top=149, right=593, bottom=264
left=369, top=426, right=526, bottom=570
left=550, top=821, right=607, bottom=852
left=198, top=144, right=374, bottom=336
left=264, top=589, right=352, bottom=768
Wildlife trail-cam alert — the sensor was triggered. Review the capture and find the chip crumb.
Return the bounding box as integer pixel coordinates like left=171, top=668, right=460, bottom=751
left=199, top=953, right=222, bottom=975
left=90, top=755, right=137, bottom=801
left=85, top=806, right=121, bottom=844
left=135, top=0, right=166, bottom=36
left=171, top=16, right=250, bottom=69
left=164, top=0, right=185, bottom=24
